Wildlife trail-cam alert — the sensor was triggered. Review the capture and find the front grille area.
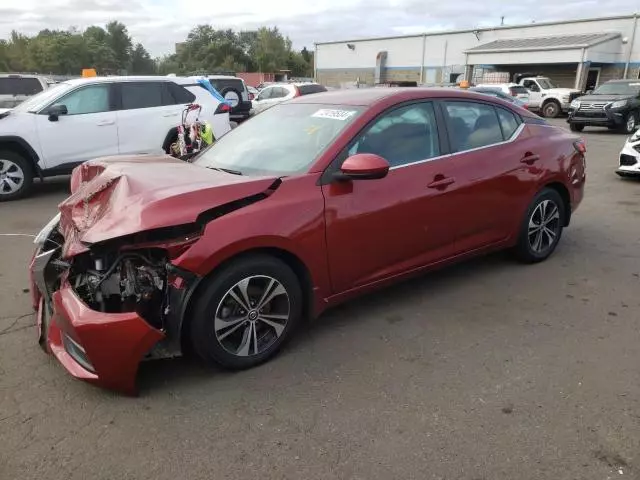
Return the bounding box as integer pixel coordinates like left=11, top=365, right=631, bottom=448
left=620, top=154, right=638, bottom=166
left=578, top=102, right=608, bottom=111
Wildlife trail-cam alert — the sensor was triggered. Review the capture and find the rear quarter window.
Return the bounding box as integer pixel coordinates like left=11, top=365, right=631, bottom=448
left=298, top=84, right=328, bottom=96
left=0, top=77, right=43, bottom=95
left=167, top=82, right=196, bottom=104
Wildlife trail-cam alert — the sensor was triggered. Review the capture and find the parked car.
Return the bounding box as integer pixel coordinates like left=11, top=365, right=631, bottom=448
left=517, top=76, right=582, bottom=118
left=207, top=75, right=252, bottom=122
left=0, top=76, right=231, bottom=201
left=568, top=80, right=640, bottom=134
left=474, top=83, right=530, bottom=102
left=469, top=87, right=530, bottom=109
left=0, top=74, right=56, bottom=109
left=30, top=88, right=586, bottom=394
left=617, top=128, right=640, bottom=177
left=251, top=83, right=327, bottom=115
left=247, top=86, right=259, bottom=100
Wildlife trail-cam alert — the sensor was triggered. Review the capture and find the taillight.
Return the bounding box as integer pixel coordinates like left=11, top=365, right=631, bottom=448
left=215, top=103, right=231, bottom=114
left=249, top=92, right=254, bottom=100
left=509, top=88, right=517, bottom=96
left=293, top=86, right=300, bottom=97
left=573, top=139, right=586, bottom=155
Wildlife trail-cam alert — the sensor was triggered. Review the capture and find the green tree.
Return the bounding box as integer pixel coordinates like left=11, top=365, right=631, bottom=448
left=105, top=21, right=132, bottom=71
left=130, top=43, right=155, bottom=74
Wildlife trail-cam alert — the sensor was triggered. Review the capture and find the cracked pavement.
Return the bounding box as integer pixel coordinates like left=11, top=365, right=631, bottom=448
left=1, top=119, right=640, bottom=479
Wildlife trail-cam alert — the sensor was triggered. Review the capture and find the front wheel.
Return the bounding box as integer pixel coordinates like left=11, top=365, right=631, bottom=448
left=621, top=112, right=638, bottom=134
left=513, top=188, right=565, bottom=263
left=189, top=255, right=303, bottom=370
left=569, top=123, right=584, bottom=132
left=0, top=150, right=33, bottom=201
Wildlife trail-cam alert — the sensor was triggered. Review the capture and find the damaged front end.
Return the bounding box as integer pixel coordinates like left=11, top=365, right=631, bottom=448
left=30, top=156, right=281, bottom=394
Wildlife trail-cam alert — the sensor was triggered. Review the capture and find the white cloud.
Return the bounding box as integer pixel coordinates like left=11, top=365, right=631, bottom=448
left=0, top=0, right=637, bottom=56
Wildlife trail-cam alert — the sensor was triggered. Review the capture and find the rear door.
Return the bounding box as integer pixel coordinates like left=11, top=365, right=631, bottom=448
left=439, top=99, right=539, bottom=250
left=115, top=81, right=184, bottom=155
left=322, top=101, right=461, bottom=293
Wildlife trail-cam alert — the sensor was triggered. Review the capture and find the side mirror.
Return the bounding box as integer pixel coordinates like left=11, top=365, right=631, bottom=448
left=335, top=153, right=390, bottom=181
left=47, top=104, right=68, bottom=121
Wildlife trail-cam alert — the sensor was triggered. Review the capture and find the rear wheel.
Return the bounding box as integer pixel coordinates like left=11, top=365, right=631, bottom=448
left=569, top=123, right=584, bottom=132
left=0, top=150, right=33, bottom=201
left=190, top=255, right=303, bottom=370
left=221, top=87, right=241, bottom=109
left=514, top=188, right=565, bottom=263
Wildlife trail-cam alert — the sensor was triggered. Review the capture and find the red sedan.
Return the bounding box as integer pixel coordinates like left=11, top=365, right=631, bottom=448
left=30, top=88, right=586, bottom=394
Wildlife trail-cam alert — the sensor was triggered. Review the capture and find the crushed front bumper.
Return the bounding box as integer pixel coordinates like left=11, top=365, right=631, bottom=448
left=30, top=248, right=165, bottom=395
left=617, top=137, right=640, bottom=177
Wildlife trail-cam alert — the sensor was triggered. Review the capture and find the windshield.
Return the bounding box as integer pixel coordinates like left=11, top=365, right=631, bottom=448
left=537, top=79, right=557, bottom=89
left=12, top=82, right=71, bottom=113
left=592, top=82, right=640, bottom=95
left=194, top=103, right=363, bottom=176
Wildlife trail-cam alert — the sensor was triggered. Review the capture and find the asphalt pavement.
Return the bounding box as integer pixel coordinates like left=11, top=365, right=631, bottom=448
left=1, top=119, right=640, bottom=480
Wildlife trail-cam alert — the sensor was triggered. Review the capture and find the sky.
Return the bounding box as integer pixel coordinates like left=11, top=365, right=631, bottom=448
left=0, top=0, right=638, bottom=56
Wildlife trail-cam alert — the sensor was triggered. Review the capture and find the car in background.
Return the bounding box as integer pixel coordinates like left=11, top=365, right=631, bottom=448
left=617, top=128, right=640, bottom=177
left=207, top=75, right=252, bottom=122
left=475, top=83, right=530, bottom=103
left=0, top=76, right=231, bottom=201
left=30, top=88, right=585, bottom=394
left=469, top=87, right=530, bottom=110
left=247, top=86, right=259, bottom=100
left=568, top=80, right=640, bottom=134
left=0, top=74, right=57, bottom=109
left=251, top=83, right=327, bottom=115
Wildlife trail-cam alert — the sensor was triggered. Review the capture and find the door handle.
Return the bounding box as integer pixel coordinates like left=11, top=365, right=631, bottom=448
left=96, top=120, right=115, bottom=126
left=520, top=153, right=540, bottom=164
left=427, top=176, right=455, bottom=189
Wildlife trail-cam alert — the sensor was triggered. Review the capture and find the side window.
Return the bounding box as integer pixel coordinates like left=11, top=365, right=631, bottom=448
left=121, top=82, right=163, bottom=110
left=444, top=101, right=503, bottom=152
left=257, top=88, right=272, bottom=100
left=51, top=84, right=110, bottom=115
left=347, top=102, right=440, bottom=168
left=166, top=83, right=196, bottom=105
left=271, top=87, right=288, bottom=99
left=523, top=80, right=540, bottom=92
left=496, top=108, right=520, bottom=140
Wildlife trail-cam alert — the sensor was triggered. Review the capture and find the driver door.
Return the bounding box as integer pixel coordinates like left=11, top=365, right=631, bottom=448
left=34, top=83, right=118, bottom=169
left=322, top=101, right=462, bottom=294
left=522, top=80, right=542, bottom=109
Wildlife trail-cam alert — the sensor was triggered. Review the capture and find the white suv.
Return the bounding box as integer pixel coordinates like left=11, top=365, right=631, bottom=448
left=0, top=76, right=231, bottom=201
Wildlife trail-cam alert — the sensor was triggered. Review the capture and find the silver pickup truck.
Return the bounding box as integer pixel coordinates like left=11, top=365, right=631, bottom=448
left=0, top=74, right=56, bottom=109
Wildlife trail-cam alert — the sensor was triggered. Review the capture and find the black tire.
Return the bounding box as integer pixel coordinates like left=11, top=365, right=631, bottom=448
left=220, top=87, right=242, bottom=110
left=0, top=150, right=34, bottom=201
left=190, top=254, right=303, bottom=370
left=513, top=188, right=566, bottom=263
left=569, top=123, right=584, bottom=132
left=542, top=100, right=561, bottom=118
left=620, top=111, right=638, bottom=134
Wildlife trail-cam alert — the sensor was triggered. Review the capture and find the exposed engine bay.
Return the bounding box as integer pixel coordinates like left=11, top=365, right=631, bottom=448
left=69, top=250, right=168, bottom=328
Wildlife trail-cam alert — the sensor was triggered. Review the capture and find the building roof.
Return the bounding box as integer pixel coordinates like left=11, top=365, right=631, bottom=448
left=466, top=32, right=621, bottom=53
left=314, top=13, right=636, bottom=46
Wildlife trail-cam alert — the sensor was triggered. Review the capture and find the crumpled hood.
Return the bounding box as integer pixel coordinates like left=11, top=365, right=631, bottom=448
left=58, top=155, right=278, bottom=257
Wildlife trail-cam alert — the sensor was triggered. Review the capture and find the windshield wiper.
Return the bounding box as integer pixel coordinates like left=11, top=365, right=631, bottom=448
left=207, top=166, right=243, bottom=176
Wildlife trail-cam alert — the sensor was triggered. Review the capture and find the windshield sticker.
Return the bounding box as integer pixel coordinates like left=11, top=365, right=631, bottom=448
left=312, top=109, right=356, bottom=121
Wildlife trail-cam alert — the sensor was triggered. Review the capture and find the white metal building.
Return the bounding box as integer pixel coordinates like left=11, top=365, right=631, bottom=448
left=315, top=13, right=640, bottom=90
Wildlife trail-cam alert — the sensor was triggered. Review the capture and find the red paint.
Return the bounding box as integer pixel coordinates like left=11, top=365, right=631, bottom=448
left=33, top=88, right=585, bottom=394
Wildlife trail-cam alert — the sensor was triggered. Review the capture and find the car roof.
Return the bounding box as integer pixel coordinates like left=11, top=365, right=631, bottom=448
left=208, top=75, right=242, bottom=80
left=60, top=76, right=198, bottom=86
left=290, top=87, right=510, bottom=106
left=604, top=79, right=640, bottom=84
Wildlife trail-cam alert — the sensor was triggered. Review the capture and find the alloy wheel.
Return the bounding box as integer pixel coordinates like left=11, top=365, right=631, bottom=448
left=214, top=275, right=290, bottom=357
left=528, top=199, right=561, bottom=254
left=626, top=114, right=636, bottom=133
left=0, top=159, right=25, bottom=195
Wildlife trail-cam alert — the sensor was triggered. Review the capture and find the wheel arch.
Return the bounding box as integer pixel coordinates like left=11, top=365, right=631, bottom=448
left=162, top=127, right=179, bottom=154
left=542, top=181, right=571, bottom=226
left=0, top=136, right=41, bottom=178
left=178, top=246, right=315, bottom=353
